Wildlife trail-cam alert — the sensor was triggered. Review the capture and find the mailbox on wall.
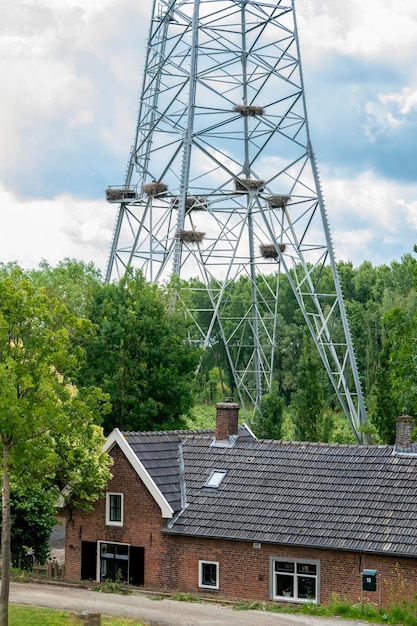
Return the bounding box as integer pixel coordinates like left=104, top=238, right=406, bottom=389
left=362, top=569, right=377, bottom=591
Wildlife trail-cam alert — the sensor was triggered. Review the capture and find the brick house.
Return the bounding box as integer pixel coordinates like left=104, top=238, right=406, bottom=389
left=65, top=405, right=417, bottom=607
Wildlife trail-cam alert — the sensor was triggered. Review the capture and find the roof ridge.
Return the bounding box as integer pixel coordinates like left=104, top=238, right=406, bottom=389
left=122, top=423, right=251, bottom=438
left=121, top=429, right=392, bottom=450
left=255, top=439, right=392, bottom=449
left=122, top=428, right=214, bottom=436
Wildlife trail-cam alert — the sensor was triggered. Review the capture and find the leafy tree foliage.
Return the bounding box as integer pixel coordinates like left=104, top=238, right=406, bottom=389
left=0, top=267, right=111, bottom=626
left=373, top=249, right=417, bottom=428
left=29, top=258, right=103, bottom=318
left=80, top=271, right=201, bottom=433
left=337, top=252, right=417, bottom=441
left=383, top=307, right=417, bottom=417
left=252, top=388, right=285, bottom=439
left=178, top=249, right=417, bottom=442
left=8, top=484, right=57, bottom=569
left=369, top=339, right=401, bottom=444
left=2, top=247, right=416, bottom=471
left=291, top=337, right=327, bottom=442
left=196, top=367, right=230, bottom=405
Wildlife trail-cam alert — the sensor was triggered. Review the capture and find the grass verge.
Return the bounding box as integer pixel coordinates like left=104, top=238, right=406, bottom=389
left=232, top=596, right=417, bottom=625
left=10, top=605, right=148, bottom=626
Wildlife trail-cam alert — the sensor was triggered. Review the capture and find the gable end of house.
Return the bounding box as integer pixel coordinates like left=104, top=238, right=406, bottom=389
left=105, top=428, right=174, bottom=519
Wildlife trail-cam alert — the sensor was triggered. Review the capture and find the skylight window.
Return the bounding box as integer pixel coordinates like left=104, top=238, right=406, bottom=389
left=205, top=470, right=227, bottom=488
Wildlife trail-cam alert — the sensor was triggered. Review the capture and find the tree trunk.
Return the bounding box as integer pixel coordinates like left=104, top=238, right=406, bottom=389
left=0, top=438, right=11, bottom=626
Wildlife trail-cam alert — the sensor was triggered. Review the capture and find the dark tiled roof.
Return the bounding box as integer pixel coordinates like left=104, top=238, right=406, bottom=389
left=122, top=425, right=253, bottom=512
left=122, top=429, right=417, bottom=556
left=123, top=431, right=185, bottom=512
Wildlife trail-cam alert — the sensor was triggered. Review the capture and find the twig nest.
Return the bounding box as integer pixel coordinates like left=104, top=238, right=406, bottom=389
left=235, top=178, right=265, bottom=192
left=267, top=195, right=291, bottom=208
left=233, top=105, right=265, bottom=117
left=171, top=196, right=209, bottom=210
left=106, top=188, right=136, bottom=202
left=260, top=243, right=286, bottom=259
left=142, top=181, right=168, bottom=197
left=177, top=229, right=205, bottom=244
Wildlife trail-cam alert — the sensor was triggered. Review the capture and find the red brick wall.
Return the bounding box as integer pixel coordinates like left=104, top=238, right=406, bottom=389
left=64, top=445, right=417, bottom=608
left=65, top=444, right=171, bottom=588
left=161, top=536, right=417, bottom=608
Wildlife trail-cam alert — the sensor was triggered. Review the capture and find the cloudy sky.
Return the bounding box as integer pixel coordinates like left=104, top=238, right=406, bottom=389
left=1, top=0, right=417, bottom=274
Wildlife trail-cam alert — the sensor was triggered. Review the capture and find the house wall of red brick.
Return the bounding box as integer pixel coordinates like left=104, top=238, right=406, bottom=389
left=64, top=444, right=417, bottom=608
left=163, top=536, right=417, bottom=608
left=65, top=444, right=171, bottom=588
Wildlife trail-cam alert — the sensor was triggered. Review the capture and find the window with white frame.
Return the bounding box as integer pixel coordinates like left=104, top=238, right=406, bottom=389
left=198, top=560, right=219, bottom=590
left=100, top=541, right=129, bottom=582
left=271, top=557, right=319, bottom=603
left=106, top=492, right=123, bottom=526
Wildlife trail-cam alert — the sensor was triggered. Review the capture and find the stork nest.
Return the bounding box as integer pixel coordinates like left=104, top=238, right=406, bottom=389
left=171, top=196, right=208, bottom=210
left=267, top=195, right=291, bottom=208
left=105, top=188, right=136, bottom=202
left=142, top=181, right=168, bottom=197
left=260, top=243, right=286, bottom=259
left=235, top=178, right=265, bottom=192
left=177, top=229, right=205, bottom=244
left=233, top=105, right=265, bottom=117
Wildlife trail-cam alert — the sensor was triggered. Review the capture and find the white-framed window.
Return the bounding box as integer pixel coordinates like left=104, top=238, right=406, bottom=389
left=106, top=492, right=124, bottom=526
left=198, top=560, right=219, bottom=590
left=99, top=541, right=129, bottom=582
left=270, top=557, right=319, bottom=603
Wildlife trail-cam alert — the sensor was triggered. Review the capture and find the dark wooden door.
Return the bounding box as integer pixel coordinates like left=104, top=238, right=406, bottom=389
left=81, top=541, right=97, bottom=580
left=129, top=546, right=145, bottom=585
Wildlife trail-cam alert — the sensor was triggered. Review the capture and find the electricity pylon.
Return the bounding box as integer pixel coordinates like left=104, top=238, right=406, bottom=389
left=105, top=0, right=368, bottom=441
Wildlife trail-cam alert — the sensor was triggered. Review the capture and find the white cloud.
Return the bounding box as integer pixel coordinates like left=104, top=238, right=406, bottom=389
left=0, top=0, right=148, bottom=184
left=379, top=87, right=417, bottom=116
left=321, top=170, right=417, bottom=265
left=399, top=198, right=417, bottom=230
left=361, top=80, right=417, bottom=139
left=297, top=0, right=417, bottom=62
left=0, top=184, right=114, bottom=271
left=364, top=100, right=403, bottom=138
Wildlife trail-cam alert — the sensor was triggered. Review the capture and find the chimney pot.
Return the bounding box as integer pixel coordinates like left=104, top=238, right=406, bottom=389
left=215, top=399, right=240, bottom=442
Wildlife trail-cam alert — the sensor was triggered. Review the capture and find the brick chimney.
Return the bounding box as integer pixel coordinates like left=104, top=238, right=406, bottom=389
left=395, top=415, right=416, bottom=453
left=215, top=398, right=240, bottom=443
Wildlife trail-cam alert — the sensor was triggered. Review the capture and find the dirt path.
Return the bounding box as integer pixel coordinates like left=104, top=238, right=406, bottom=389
left=10, top=581, right=375, bottom=626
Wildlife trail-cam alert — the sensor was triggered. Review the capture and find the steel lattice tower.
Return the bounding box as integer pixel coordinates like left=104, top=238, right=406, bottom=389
left=105, top=0, right=368, bottom=440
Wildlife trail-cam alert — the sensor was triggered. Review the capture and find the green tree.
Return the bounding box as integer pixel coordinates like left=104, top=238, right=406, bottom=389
left=368, top=249, right=417, bottom=429
left=291, top=337, right=327, bottom=442
left=29, top=258, right=103, bottom=318
left=369, top=339, right=401, bottom=443
left=8, top=484, right=57, bottom=569
left=384, top=306, right=417, bottom=417
left=252, top=388, right=285, bottom=439
left=0, top=268, right=112, bottom=626
left=80, top=270, right=201, bottom=433
left=206, top=367, right=229, bottom=403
